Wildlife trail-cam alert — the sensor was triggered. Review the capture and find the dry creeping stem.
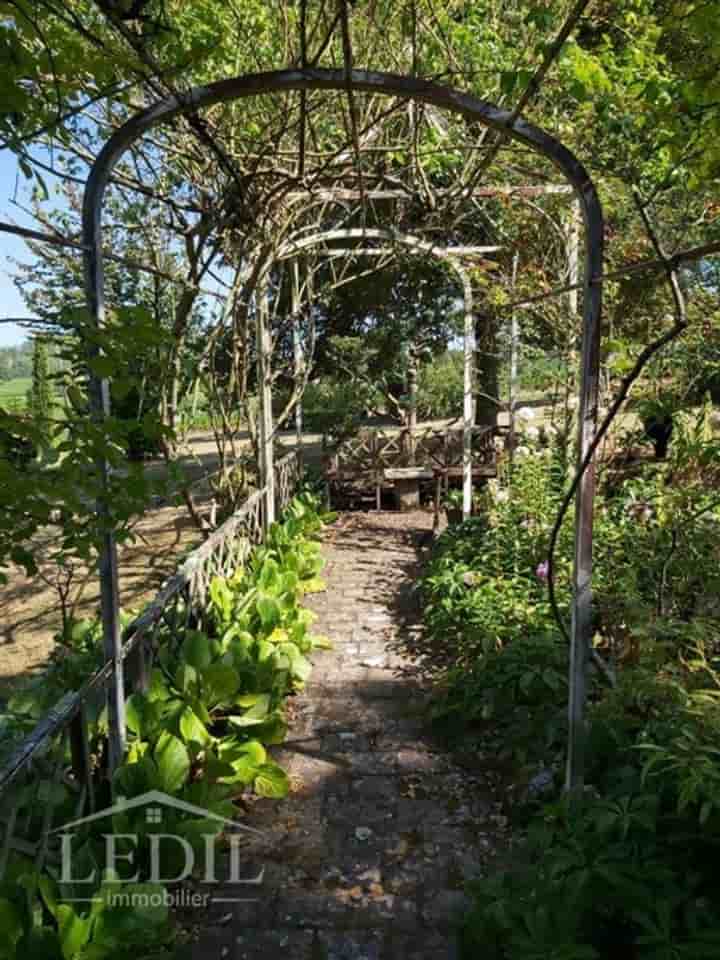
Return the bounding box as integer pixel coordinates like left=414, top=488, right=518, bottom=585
left=546, top=189, right=688, bottom=694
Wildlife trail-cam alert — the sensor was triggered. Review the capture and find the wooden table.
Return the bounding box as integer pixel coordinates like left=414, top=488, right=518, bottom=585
left=383, top=467, right=433, bottom=511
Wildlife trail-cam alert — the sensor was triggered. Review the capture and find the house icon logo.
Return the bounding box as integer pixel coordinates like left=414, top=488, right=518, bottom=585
left=52, top=790, right=265, bottom=906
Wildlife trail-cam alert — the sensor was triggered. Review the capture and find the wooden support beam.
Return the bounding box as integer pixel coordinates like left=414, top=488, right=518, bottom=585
left=279, top=228, right=500, bottom=261
left=285, top=185, right=573, bottom=200
left=256, top=290, right=276, bottom=528
left=291, top=260, right=304, bottom=465
left=316, top=246, right=500, bottom=259
left=461, top=269, right=475, bottom=519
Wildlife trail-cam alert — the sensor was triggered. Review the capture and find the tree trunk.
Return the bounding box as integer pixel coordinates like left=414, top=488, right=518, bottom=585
left=474, top=311, right=499, bottom=429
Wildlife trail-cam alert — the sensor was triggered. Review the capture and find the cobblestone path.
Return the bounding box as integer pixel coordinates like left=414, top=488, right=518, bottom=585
left=188, top=511, right=505, bottom=959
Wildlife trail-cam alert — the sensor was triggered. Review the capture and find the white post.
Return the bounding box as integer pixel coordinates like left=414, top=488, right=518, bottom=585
left=508, top=251, right=519, bottom=460
left=256, top=287, right=275, bottom=527
left=291, top=260, right=303, bottom=464
left=568, top=200, right=580, bottom=317
left=461, top=271, right=474, bottom=519
left=565, top=201, right=580, bottom=425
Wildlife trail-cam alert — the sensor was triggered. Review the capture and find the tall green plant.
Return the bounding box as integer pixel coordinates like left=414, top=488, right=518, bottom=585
left=29, top=337, right=52, bottom=448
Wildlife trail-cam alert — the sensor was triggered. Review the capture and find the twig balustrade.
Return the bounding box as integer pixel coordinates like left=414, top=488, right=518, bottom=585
left=324, top=423, right=496, bottom=519
left=0, top=451, right=301, bottom=881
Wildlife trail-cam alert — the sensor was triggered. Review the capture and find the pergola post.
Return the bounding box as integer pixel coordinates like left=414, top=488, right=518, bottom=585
left=461, top=270, right=475, bottom=519
left=566, top=198, right=602, bottom=795
left=256, top=288, right=275, bottom=528
left=508, top=252, right=520, bottom=461
left=291, top=260, right=304, bottom=466
left=81, top=199, right=125, bottom=776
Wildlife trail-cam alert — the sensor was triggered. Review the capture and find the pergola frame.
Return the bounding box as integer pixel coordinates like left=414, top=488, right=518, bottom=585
left=82, top=68, right=603, bottom=791
left=271, top=225, right=500, bottom=521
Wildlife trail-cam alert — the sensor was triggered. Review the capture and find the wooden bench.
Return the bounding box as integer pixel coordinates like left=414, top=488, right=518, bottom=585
left=324, top=423, right=500, bottom=513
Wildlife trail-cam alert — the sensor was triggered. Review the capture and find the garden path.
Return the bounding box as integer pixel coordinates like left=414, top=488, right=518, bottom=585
left=186, top=511, right=508, bottom=959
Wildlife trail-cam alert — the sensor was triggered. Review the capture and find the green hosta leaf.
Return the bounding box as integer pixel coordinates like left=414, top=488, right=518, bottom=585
left=203, top=747, right=235, bottom=782
left=179, top=706, right=210, bottom=747
left=254, top=762, right=290, bottom=799
left=256, top=593, right=281, bottom=629
left=154, top=732, right=190, bottom=793
left=147, top=668, right=172, bottom=702
left=224, top=630, right=255, bottom=662
left=219, top=755, right=260, bottom=785
left=238, top=739, right=267, bottom=765
left=125, top=694, right=161, bottom=740
left=57, top=904, right=90, bottom=959
left=175, top=663, right=198, bottom=695
left=202, top=662, right=240, bottom=706
left=252, top=712, right=288, bottom=745
left=209, top=576, right=234, bottom=623
left=182, top=631, right=212, bottom=670
left=258, top=558, right=280, bottom=592
left=228, top=694, right=270, bottom=728
left=299, top=577, right=326, bottom=595
left=256, top=639, right=274, bottom=662
left=113, top=753, right=160, bottom=797
left=218, top=738, right=267, bottom=772
left=310, top=634, right=333, bottom=650
left=281, top=570, right=300, bottom=595
left=277, top=643, right=312, bottom=683
left=235, top=693, right=268, bottom=708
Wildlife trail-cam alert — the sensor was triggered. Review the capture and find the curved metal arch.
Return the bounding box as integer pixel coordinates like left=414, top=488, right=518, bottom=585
left=82, top=68, right=603, bottom=791
left=271, top=223, right=485, bottom=520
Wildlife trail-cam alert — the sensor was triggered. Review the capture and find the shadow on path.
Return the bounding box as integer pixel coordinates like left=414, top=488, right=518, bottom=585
left=182, top=511, right=509, bottom=960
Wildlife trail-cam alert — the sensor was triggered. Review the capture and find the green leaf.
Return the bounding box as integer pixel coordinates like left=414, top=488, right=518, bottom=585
left=228, top=693, right=271, bottom=728
left=256, top=593, right=281, bottom=629
left=154, top=732, right=190, bottom=793
left=182, top=631, right=212, bottom=670
left=179, top=705, right=210, bottom=747
left=203, top=662, right=240, bottom=706
left=57, top=904, right=90, bottom=959
left=125, top=694, right=161, bottom=739
left=175, top=663, right=198, bottom=694
left=254, top=762, right=290, bottom=799
left=219, top=755, right=260, bottom=785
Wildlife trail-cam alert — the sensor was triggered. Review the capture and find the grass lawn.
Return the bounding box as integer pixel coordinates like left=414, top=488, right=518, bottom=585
left=0, top=377, right=30, bottom=409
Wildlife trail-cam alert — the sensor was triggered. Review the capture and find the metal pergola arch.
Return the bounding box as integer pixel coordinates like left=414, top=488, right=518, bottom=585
left=268, top=224, right=501, bottom=523
left=81, top=67, right=603, bottom=792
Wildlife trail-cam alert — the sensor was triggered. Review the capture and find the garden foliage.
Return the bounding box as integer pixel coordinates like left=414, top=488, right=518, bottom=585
left=422, top=428, right=720, bottom=958
left=0, top=492, right=334, bottom=959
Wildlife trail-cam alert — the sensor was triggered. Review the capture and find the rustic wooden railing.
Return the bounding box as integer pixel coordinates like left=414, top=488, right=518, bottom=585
left=0, top=449, right=301, bottom=877
left=325, top=423, right=496, bottom=506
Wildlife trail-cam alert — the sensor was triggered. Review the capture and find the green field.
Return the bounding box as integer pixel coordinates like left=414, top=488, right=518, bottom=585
left=0, top=377, right=30, bottom=409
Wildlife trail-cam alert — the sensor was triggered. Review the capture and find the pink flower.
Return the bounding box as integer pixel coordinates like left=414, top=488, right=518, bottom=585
left=536, top=560, right=549, bottom=581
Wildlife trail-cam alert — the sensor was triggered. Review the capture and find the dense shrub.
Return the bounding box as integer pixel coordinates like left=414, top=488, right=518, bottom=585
left=421, top=435, right=720, bottom=958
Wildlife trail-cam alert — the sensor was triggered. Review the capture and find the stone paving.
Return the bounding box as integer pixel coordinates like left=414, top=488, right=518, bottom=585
left=186, top=511, right=506, bottom=959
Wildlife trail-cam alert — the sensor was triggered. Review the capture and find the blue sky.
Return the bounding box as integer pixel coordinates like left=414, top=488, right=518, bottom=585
left=0, top=150, right=37, bottom=346
left=0, top=149, right=69, bottom=347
